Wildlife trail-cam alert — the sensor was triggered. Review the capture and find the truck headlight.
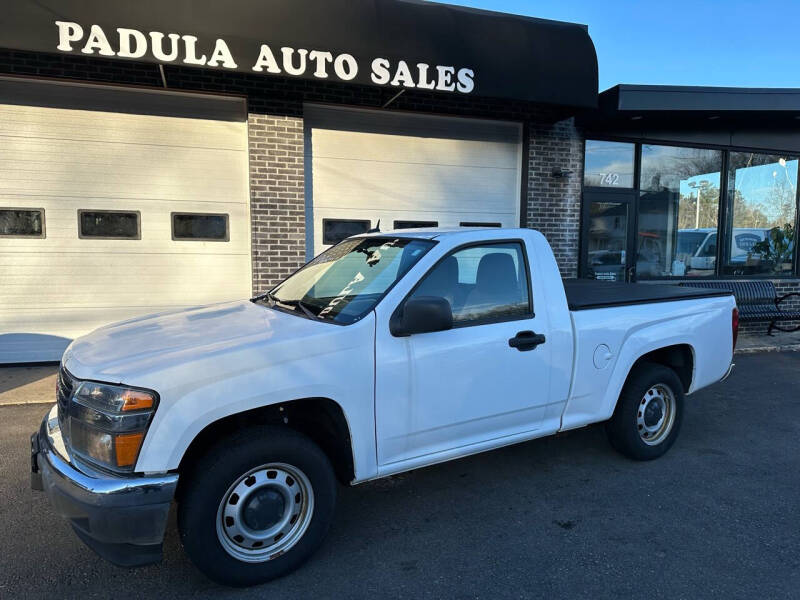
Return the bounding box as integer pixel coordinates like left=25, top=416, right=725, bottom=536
left=66, top=381, right=158, bottom=472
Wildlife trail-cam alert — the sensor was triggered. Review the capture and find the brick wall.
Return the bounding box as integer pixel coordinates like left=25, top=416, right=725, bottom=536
left=0, top=49, right=585, bottom=288
left=248, top=115, right=305, bottom=293
left=526, top=118, right=584, bottom=278
left=765, top=280, right=800, bottom=335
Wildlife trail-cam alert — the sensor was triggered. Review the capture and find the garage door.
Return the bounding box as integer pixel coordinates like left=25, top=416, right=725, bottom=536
left=305, top=105, right=522, bottom=257
left=0, top=80, right=251, bottom=364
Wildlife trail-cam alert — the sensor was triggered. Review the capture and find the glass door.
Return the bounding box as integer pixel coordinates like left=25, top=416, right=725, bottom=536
left=580, top=190, right=636, bottom=282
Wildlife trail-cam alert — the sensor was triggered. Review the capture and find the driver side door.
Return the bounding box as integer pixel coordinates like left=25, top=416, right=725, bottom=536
left=374, top=240, right=554, bottom=469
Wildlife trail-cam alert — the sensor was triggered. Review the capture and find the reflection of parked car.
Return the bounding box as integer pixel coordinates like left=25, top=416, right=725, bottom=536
left=680, top=228, right=768, bottom=271
left=676, top=230, right=711, bottom=259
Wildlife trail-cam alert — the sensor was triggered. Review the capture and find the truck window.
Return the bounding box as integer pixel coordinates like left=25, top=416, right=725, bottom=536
left=411, top=242, right=531, bottom=326
left=265, top=237, right=435, bottom=324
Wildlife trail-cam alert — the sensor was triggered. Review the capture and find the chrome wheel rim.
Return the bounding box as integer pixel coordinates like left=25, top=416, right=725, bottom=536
left=637, top=384, right=676, bottom=446
left=216, top=463, right=314, bottom=562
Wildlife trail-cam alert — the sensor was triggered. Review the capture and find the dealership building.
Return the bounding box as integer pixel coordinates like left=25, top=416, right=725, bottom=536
left=1, top=0, right=799, bottom=363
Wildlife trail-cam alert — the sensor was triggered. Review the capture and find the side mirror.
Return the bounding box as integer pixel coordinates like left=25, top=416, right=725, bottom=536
left=390, top=296, right=453, bottom=337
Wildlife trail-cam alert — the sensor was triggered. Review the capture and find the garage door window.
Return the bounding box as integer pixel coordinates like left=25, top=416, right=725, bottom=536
left=323, top=219, right=371, bottom=245
left=78, top=210, right=140, bottom=239
left=460, top=222, right=501, bottom=228
left=394, top=220, right=438, bottom=229
left=0, top=208, right=45, bottom=238
left=172, top=213, right=229, bottom=241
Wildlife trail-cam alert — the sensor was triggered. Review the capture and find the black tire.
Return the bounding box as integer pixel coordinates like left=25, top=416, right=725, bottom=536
left=178, top=425, right=337, bottom=587
left=606, top=362, right=684, bottom=461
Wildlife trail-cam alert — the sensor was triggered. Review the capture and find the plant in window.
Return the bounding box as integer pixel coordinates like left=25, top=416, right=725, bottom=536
left=751, top=223, right=795, bottom=272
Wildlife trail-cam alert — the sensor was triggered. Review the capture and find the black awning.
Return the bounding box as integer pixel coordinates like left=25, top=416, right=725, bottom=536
left=2, top=0, right=598, bottom=108
left=579, top=84, right=800, bottom=154
left=603, top=85, right=800, bottom=113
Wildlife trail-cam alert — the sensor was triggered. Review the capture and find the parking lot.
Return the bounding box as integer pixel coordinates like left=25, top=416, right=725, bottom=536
left=1, top=352, right=798, bottom=599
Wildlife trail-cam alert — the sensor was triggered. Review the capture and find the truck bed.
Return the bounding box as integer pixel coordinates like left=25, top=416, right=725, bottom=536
left=563, top=280, right=733, bottom=311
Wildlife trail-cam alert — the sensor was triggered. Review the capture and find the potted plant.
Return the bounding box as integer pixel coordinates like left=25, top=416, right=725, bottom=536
left=751, top=224, right=795, bottom=273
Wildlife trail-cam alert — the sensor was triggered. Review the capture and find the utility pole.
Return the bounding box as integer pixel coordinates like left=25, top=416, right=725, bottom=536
left=688, top=180, right=710, bottom=229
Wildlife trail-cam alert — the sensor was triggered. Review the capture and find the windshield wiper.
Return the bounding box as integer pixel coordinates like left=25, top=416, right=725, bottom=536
left=272, top=296, right=325, bottom=321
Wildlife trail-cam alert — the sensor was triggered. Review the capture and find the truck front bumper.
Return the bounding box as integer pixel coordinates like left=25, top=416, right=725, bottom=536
left=31, top=405, right=179, bottom=567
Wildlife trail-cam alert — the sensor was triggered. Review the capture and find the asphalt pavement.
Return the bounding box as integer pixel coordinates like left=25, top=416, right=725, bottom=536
left=1, top=352, right=798, bottom=599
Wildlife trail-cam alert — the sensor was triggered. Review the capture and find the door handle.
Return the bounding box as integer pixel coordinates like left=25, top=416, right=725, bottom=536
left=508, top=331, right=546, bottom=352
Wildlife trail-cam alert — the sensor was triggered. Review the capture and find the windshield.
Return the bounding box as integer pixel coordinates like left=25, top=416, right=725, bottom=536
left=676, top=232, right=709, bottom=256
left=257, top=237, right=435, bottom=324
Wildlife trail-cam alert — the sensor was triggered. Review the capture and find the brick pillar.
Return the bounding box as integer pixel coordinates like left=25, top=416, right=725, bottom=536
left=248, top=114, right=306, bottom=293
left=526, top=117, right=584, bottom=278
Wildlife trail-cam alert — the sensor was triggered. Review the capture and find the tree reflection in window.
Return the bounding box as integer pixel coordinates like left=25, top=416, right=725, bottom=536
left=637, top=145, right=722, bottom=278
left=724, top=153, right=797, bottom=276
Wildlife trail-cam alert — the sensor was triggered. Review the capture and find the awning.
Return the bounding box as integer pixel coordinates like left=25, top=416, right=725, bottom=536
left=2, top=0, right=598, bottom=108
left=602, top=85, right=800, bottom=113
left=579, top=85, right=800, bottom=154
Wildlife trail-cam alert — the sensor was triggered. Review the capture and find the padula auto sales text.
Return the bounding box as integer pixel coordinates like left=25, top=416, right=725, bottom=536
left=55, top=22, right=477, bottom=94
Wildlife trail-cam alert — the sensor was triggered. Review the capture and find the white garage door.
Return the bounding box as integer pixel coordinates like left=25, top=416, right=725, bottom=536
left=0, top=80, right=251, bottom=364
left=305, top=105, right=522, bottom=257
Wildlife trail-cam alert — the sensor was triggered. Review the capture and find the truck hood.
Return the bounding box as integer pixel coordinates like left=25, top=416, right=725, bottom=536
left=62, top=300, right=330, bottom=382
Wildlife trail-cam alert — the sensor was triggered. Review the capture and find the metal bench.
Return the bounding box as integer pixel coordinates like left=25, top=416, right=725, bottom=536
left=679, top=280, right=800, bottom=335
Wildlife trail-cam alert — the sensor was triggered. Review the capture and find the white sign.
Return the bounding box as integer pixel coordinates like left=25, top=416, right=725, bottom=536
left=54, top=21, right=476, bottom=94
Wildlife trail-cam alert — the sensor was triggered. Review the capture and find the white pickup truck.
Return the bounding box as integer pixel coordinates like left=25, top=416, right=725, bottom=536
left=31, top=227, right=738, bottom=586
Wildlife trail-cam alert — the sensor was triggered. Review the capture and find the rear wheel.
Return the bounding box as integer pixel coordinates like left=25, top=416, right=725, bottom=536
left=606, top=363, right=684, bottom=461
left=178, top=426, right=337, bottom=587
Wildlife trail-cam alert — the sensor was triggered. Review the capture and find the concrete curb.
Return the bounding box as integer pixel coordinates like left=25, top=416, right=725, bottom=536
left=735, top=344, right=800, bottom=355
left=0, top=400, right=52, bottom=407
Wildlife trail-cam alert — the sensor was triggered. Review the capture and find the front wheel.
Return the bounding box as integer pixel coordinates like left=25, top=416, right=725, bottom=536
left=606, top=363, right=684, bottom=461
left=178, top=426, right=337, bottom=587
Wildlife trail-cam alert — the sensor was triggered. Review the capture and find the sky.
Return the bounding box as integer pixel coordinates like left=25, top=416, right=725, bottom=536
left=443, top=0, right=800, bottom=91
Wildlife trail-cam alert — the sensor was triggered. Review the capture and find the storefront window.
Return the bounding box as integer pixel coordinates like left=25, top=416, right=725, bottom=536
left=723, top=152, right=798, bottom=276
left=584, top=140, right=635, bottom=188
left=637, top=145, right=722, bottom=278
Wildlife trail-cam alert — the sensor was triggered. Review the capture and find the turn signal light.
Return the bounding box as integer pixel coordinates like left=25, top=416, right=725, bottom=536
left=121, top=390, right=155, bottom=412
left=732, top=307, right=740, bottom=351
left=114, top=432, right=145, bottom=467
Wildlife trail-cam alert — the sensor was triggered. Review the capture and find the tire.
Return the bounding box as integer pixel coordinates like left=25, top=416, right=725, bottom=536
left=605, top=362, right=684, bottom=461
left=178, top=425, right=337, bottom=587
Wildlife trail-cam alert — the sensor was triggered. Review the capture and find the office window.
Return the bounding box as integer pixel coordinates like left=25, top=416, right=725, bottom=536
left=78, top=210, right=140, bottom=239
left=637, top=145, right=722, bottom=278
left=0, top=208, right=44, bottom=237
left=584, top=140, right=635, bottom=188
left=322, top=219, right=371, bottom=245
left=172, top=213, right=229, bottom=241
left=394, top=220, right=438, bottom=229
left=723, top=152, right=797, bottom=276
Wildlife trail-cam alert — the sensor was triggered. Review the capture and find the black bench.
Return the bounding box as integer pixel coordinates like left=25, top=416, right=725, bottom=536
left=679, top=281, right=800, bottom=335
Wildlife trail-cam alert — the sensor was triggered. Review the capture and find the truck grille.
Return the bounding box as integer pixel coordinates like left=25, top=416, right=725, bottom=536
left=56, top=367, right=76, bottom=445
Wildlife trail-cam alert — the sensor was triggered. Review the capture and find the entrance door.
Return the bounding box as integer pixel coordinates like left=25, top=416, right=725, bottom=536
left=580, top=190, right=636, bottom=282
